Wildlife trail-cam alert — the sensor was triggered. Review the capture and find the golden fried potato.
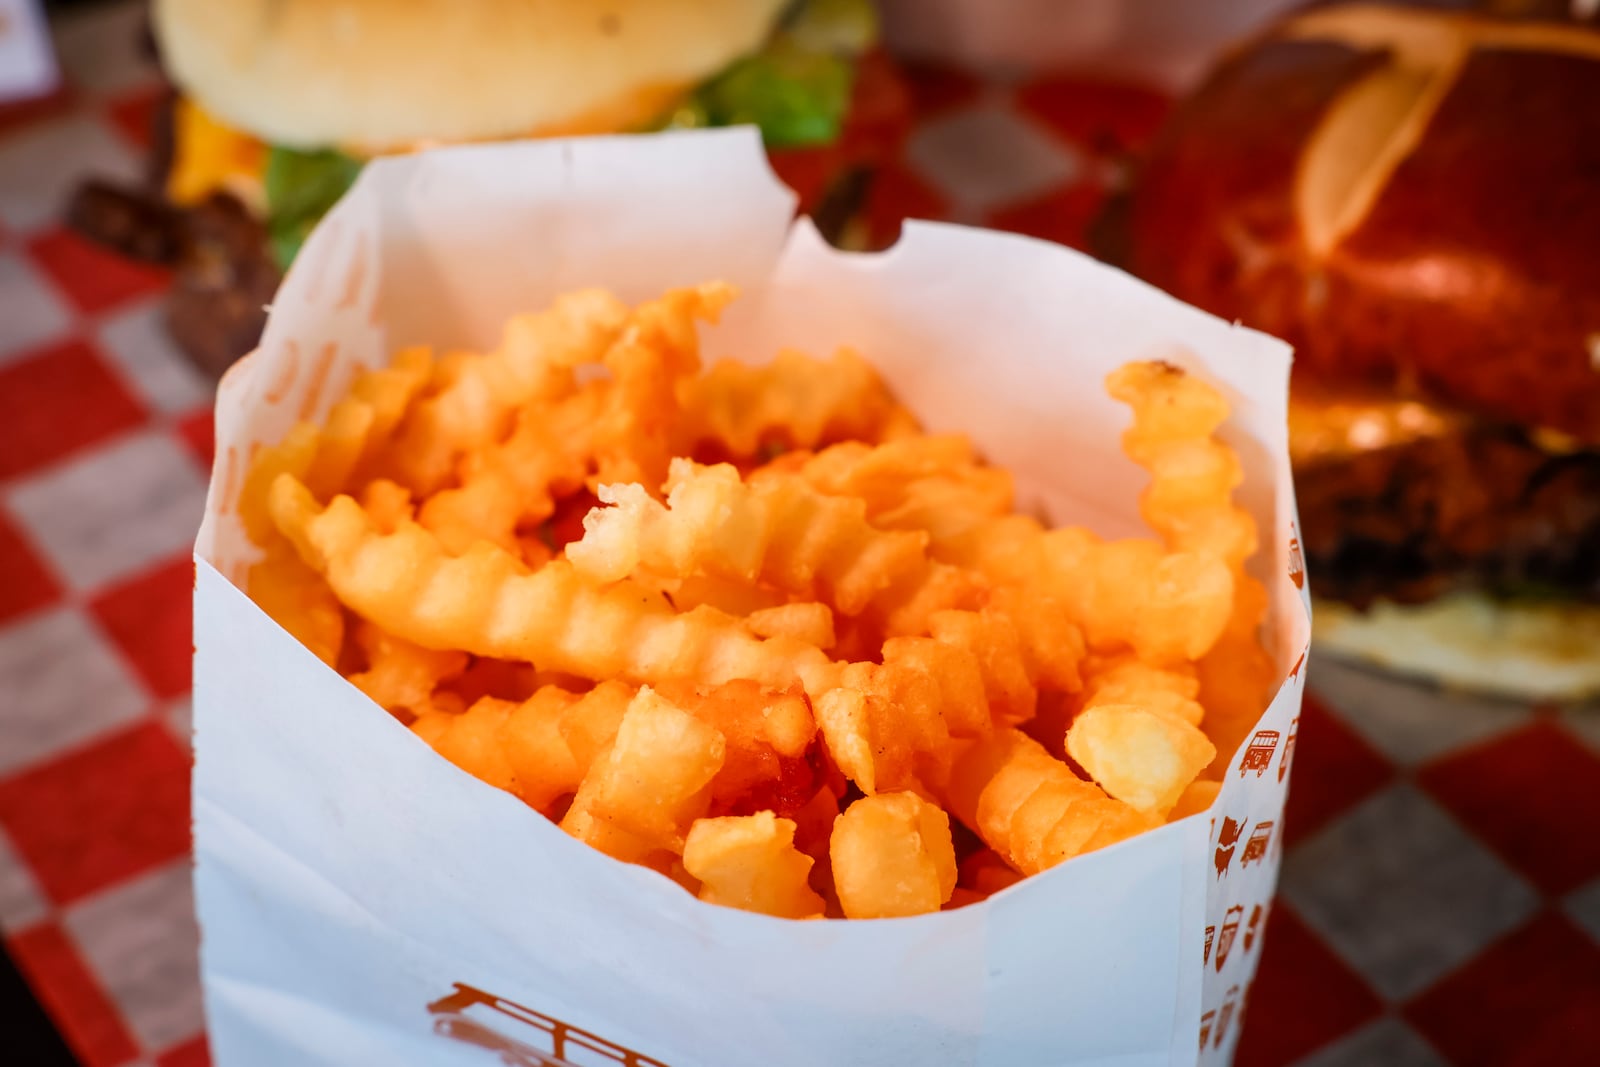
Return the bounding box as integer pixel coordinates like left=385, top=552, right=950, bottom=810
left=831, top=792, right=957, bottom=919
left=1065, top=702, right=1216, bottom=816
left=682, top=813, right=825, bottom=919
left=562, top=687, right=726, bottom=855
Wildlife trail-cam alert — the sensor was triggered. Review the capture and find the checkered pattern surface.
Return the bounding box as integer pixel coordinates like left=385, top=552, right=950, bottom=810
left=1, top=4, right=1596, bottom=1066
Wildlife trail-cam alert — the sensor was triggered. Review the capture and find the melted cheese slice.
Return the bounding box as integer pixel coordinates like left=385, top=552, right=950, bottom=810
left=167, top=82, right=691, bottom=212
left=1288, top=384, right=1467, bottom=465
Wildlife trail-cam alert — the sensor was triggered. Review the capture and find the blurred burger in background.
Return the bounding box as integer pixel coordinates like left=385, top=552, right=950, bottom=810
left=70, top=0, right=906, bottom=376
left=1097, top=0, right=1600, bottom=700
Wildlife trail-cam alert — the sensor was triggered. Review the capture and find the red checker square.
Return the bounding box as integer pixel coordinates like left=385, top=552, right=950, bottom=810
left=1015, top=75, right=1171, bottom=156
left=27, top=226, right=171, bottom=316
left=987, top=181, right=1108, bottom=252
left=1280, top=690, right=1397, bottom=850
left=903, top=61, right=984, bottom=118
left=1233, top=902, right=1383, bottom=1067
left=0, top=509, right=61, bottom=624
left=1418, top=719, right=1600, bottom=895
left=8, top=922, right=141, bottom=1067
left=0, top=338, right=146, bottom=480
left=176, top=408, right=215, bottom=470
left=91, top=556, right=194, bottom=699
left=157, top=1034, right=211, bottom=1067
left=863, top=161, right=950, bottom=250
left=0, top=722, right=192, bottom=905
left=1405, top=911, right=1600, bottom=1067
left=106, top=85, right=168, bottom=154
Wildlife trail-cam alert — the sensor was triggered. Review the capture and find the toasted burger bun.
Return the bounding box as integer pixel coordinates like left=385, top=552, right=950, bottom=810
left=154, top=0, right=790, bottom=150
left=1314, top=594, right=1600, bottom=703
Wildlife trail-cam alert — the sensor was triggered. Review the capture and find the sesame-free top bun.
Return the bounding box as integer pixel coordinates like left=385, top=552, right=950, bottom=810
left=154, top=0, right=791, bottom=150
left=1314, top=593, right=1600, bottom=704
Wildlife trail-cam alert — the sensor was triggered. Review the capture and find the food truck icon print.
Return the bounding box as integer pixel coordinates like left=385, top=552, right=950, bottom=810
left=428, top=983, right=670, bottom=1067
left=1213, top=986, right=1241, bottom=1050
left=1279, top=716, right=1299, bottom=783
left=1239, top=730, right=1279, bottom=777
left=1199, top=1010, right=1215, bottom=1050
left=1287, top=528, right=1306, bottom=590
left=1244, top=904, right=1264, bottom=953
left=1204, top=924, right=1216, bottom=965
left=1241, top=821, right=1274, bottom=867
left=1215, top=905, right=1244, bottom=972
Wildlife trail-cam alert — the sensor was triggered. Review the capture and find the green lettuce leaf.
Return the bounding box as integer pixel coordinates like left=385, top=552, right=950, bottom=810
left=662, top=0, right=878, bottom=148
left=264, top=146, right=364, bottom=269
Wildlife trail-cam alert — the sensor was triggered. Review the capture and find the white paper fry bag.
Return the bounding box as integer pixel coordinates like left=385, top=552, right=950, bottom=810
left=193, top=128, right=1310, bottom=1067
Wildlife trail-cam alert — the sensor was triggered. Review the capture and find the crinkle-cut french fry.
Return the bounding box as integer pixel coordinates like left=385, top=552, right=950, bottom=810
left=348, top=620, right=467, bottom=717
left=589, top=284, right=736, bottom=491
left=411, top=684, right=634, bottom=814
left=1167, top=779, right=1221, bottom=822
left=1108, top=361, right=1276, bottom=759
left=984, top=585, right=1085, bottom=694
left=270, top=475, right=841, bottom=695
left=561, top=687, right=725, bottom=854
left=569, top=459, right=930, bottom=616
left=1040, top=529, right=1234, bottom=666
left=830, top=792, right=957, bottom=918
left=357, top=478, right=414, bottom=534
left=653, top=679, right=816, bottom=810
left=412, top=697, right=518, bottom=792
left=744, top=602, right=836, bottom=650
left=245, top=537, right=344, bottom=667
left=940, top=514, right=1233, bottom=667
left=794, top=434, right=981, bottom=507
left=1066, top=701, right=1216, bottom=816
left=682, top=812, right=825, bottom=919
left=237, top=349, right=434, bottom=546
left=1081, top=652, right=1205, bottom=727
left=417, top=390, right=598, bottom=555
left=928, top=610, right=1036, bottom=728
left=1107, top=361, right=1256, bottom=571
left=879, top=636, right=989, bottom=738
left=677, top=348, right=905, bottom=457
left=386, top=288, right=631, bottom=493
left=945, top=729, right=1154, bottom=875
left=863, top=559, right=988, bottom=640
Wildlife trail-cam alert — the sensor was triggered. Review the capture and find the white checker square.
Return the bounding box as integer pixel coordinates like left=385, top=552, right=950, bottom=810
left=1309, top=655, right=1533, bottom=766
left=0, top=251, right=72, bottom=364
left=51, top=0, right=161, bottom=99
left=0, top=114, right=142, bottom=234
left=162, top=694, right=192, bottom=751
left=1565, top=876, right=1600, bottom=945
left=1558, top=705, right=1600, bottom=756
left=1296, top=1017, right=1447, bottom=1067
left=0, top=827, right=49, bottom=931
left=7, top=430, right=206, bottom=593
left=0, top=606, right=147, bottom=775
left=1283, top=783, right=1539, bottom=1000
left=65, top=859, right=203, bottom=1053
left=905, top=101, right=1079, bottom=213
left=97, top=299, right=211, bottom=414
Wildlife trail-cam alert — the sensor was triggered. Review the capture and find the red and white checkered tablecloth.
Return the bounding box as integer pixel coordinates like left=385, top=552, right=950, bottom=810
left=2, top=4, right=1598, bottom=1066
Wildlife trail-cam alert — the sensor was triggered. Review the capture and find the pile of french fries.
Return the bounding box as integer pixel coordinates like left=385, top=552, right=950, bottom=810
left=239, top=283, right=1276, bottom=920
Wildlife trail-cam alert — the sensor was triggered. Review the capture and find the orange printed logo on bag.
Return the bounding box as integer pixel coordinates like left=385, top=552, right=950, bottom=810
left=428, top=983, right=670, bottom=1066
left=1287, top=526, right=1305, bottom=590
left=1279, top=716, right=1300, bottom=783
left=1239, top=730, right=1279, bottom=777
left=1214, top=816, right=1244, bottom=878
left=1241, top=822, right=1274, bottom=868
left=1215, top=905, right=1243, bottom=972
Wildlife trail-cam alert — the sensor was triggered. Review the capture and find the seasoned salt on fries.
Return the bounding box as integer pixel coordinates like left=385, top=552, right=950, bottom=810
left=239, top=283, right=1277, bottom=920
